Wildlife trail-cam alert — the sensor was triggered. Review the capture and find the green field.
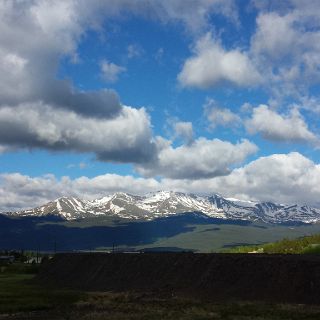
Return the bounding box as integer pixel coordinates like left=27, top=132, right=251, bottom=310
left=100, top=222, right=320, bottom=252
left=1, top=263, right=320, bottom=320
left=222, top=233, right=320, bottom=253
left=0, top=264, right=83, bottom=314
left=3, top=214, right=320, bottom=252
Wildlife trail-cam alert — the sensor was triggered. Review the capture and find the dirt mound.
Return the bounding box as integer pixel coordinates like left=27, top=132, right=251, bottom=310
left=37, top=253, right=320, bottom=304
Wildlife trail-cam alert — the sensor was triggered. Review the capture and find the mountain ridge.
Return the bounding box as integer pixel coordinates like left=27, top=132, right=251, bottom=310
left=2, top=191, right=320, bottom=224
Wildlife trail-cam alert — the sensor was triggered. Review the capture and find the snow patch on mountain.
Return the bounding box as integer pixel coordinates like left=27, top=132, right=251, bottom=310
left=2, top=191, right=320, bottom=224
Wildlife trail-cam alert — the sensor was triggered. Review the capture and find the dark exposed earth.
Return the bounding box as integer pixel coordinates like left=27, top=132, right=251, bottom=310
left=38, top=252, right=320, bottom=305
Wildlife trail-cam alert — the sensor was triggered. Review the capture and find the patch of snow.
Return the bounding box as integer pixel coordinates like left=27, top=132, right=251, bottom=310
left=109, top=202, right=125, bottom=214
left=56, top=199, right=62, bottom=212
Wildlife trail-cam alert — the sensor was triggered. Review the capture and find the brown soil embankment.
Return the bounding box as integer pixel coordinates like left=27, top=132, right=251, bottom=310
left=37, top=253, right=320, bottom=304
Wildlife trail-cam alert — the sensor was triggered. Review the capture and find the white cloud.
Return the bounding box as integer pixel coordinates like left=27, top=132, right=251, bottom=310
left=0, top=1, right=122, bottom=117
left=209, top=152, right=320, bottom=206
left=0, top=102, right=156, bottom=164
left=147, top=0, right=238, bottom=34
left=204, top=99, right=241, bottom=129
left=174, top=1, right=320, bottom=104
left=0, top=172, right=161, bottom=212
left=161, top=152, right=320, bottom=207
left=251, top=12, right=297, bottom=61
left=178, top=33, right=261, bottom=88
left=0, top=0, right=241, bottom=166
left=0, top=173, right=62, bottom=211
left=0, top=2, right=320, bottom=211
left=0, top=101, right=261, bottom=177
left=100, top=60, right=126, bottom=83
left=240, top=102, right=253, bottom=113
left=1, top=0, right=236, bottom=115
left=249, top=3, right=320, bottom=101
left=173, top=121, right=194, bottom=144
left=245, top=105, right=318, bottom=144
left=299, top=96, right=320, bottom=114
left=136, top=137, right=257, bottom=179
left=0, top=145, right=10, bottom=153
left=127, top=44, right=143, bottom=59
left=2, top=152, right=320, bottom=211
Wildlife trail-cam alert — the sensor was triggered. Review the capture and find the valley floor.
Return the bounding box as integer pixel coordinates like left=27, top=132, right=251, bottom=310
left=2, top=253, right=320, bottom=319
left=3, top=213, right=320, bottom=252
left=1, top=269, right=320, bottom=320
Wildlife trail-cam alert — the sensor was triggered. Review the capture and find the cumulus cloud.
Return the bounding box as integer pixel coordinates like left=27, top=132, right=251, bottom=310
left=245, top=105, right=319, bottom=144
left=209, top=152, right=320, bottom=206
left=204, top=99, right=241, bottom=129
left=161, top=152, right=320, bottom=207
left=1, top=1, right=320, bottom=211
left=173, top=121, right=194, bottom=144
left=0, top=1, right=123, bottom=118
left=136, top=138, right=257, bottom=179
left=0, top=172, right=161, bottom=212
left=0, top=1, right=160, bottom=168
left=2, top=152, right=320, bottom=211
left=0, top=173, right=63, bottom=211
left=146, top=0, right=238, bottom=34
left=162, top=153, right=320, bottom=207
left=0, top=0, right=242, bottom=167
left=207, top=107, right=241, bottom=128
left=175, top=1, right=320, bottom=104
left=178, top=33, right=261, bottom=88
left=2, top=0, right=237, bottom=117
left=0, top=102, right=156, bottom=164
left=100, top=60, right=126, bottom=83
left=250, top=2, right=320, bottom=101
left=251, top=12, right=296, bottom=61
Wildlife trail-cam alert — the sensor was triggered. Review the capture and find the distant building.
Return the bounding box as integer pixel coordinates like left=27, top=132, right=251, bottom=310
left=26, top=257, right=43, bottom=264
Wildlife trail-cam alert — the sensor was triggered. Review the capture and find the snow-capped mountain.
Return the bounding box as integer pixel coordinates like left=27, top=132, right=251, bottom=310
left=3, top=191, right=320, bottom=224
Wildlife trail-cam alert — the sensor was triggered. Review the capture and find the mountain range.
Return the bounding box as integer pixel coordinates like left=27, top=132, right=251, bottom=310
left=3, top=191, right=320, bottom=224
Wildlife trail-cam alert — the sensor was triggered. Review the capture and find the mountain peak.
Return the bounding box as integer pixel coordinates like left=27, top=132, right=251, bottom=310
left=3, top=191, right=320, bottom=224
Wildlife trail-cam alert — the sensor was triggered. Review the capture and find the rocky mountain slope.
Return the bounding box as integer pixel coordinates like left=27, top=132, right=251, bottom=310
left=3, top=191, right=320, bottom=224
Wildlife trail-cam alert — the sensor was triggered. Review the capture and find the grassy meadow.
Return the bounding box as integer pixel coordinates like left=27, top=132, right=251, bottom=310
left=222, top=233, right=320, bottom=253
left=0, top=263, right=83, bottom=314
left=128, top=222, right=320, bottom=252
left=1, top=260, right=320, bottom=319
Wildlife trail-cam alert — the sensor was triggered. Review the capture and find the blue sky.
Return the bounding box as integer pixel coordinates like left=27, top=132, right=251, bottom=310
left=1, top=0, right=320, bottom=210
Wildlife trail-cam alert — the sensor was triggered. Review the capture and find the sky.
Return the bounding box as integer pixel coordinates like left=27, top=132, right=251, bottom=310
left=1, top=0, right=320, bottom=210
